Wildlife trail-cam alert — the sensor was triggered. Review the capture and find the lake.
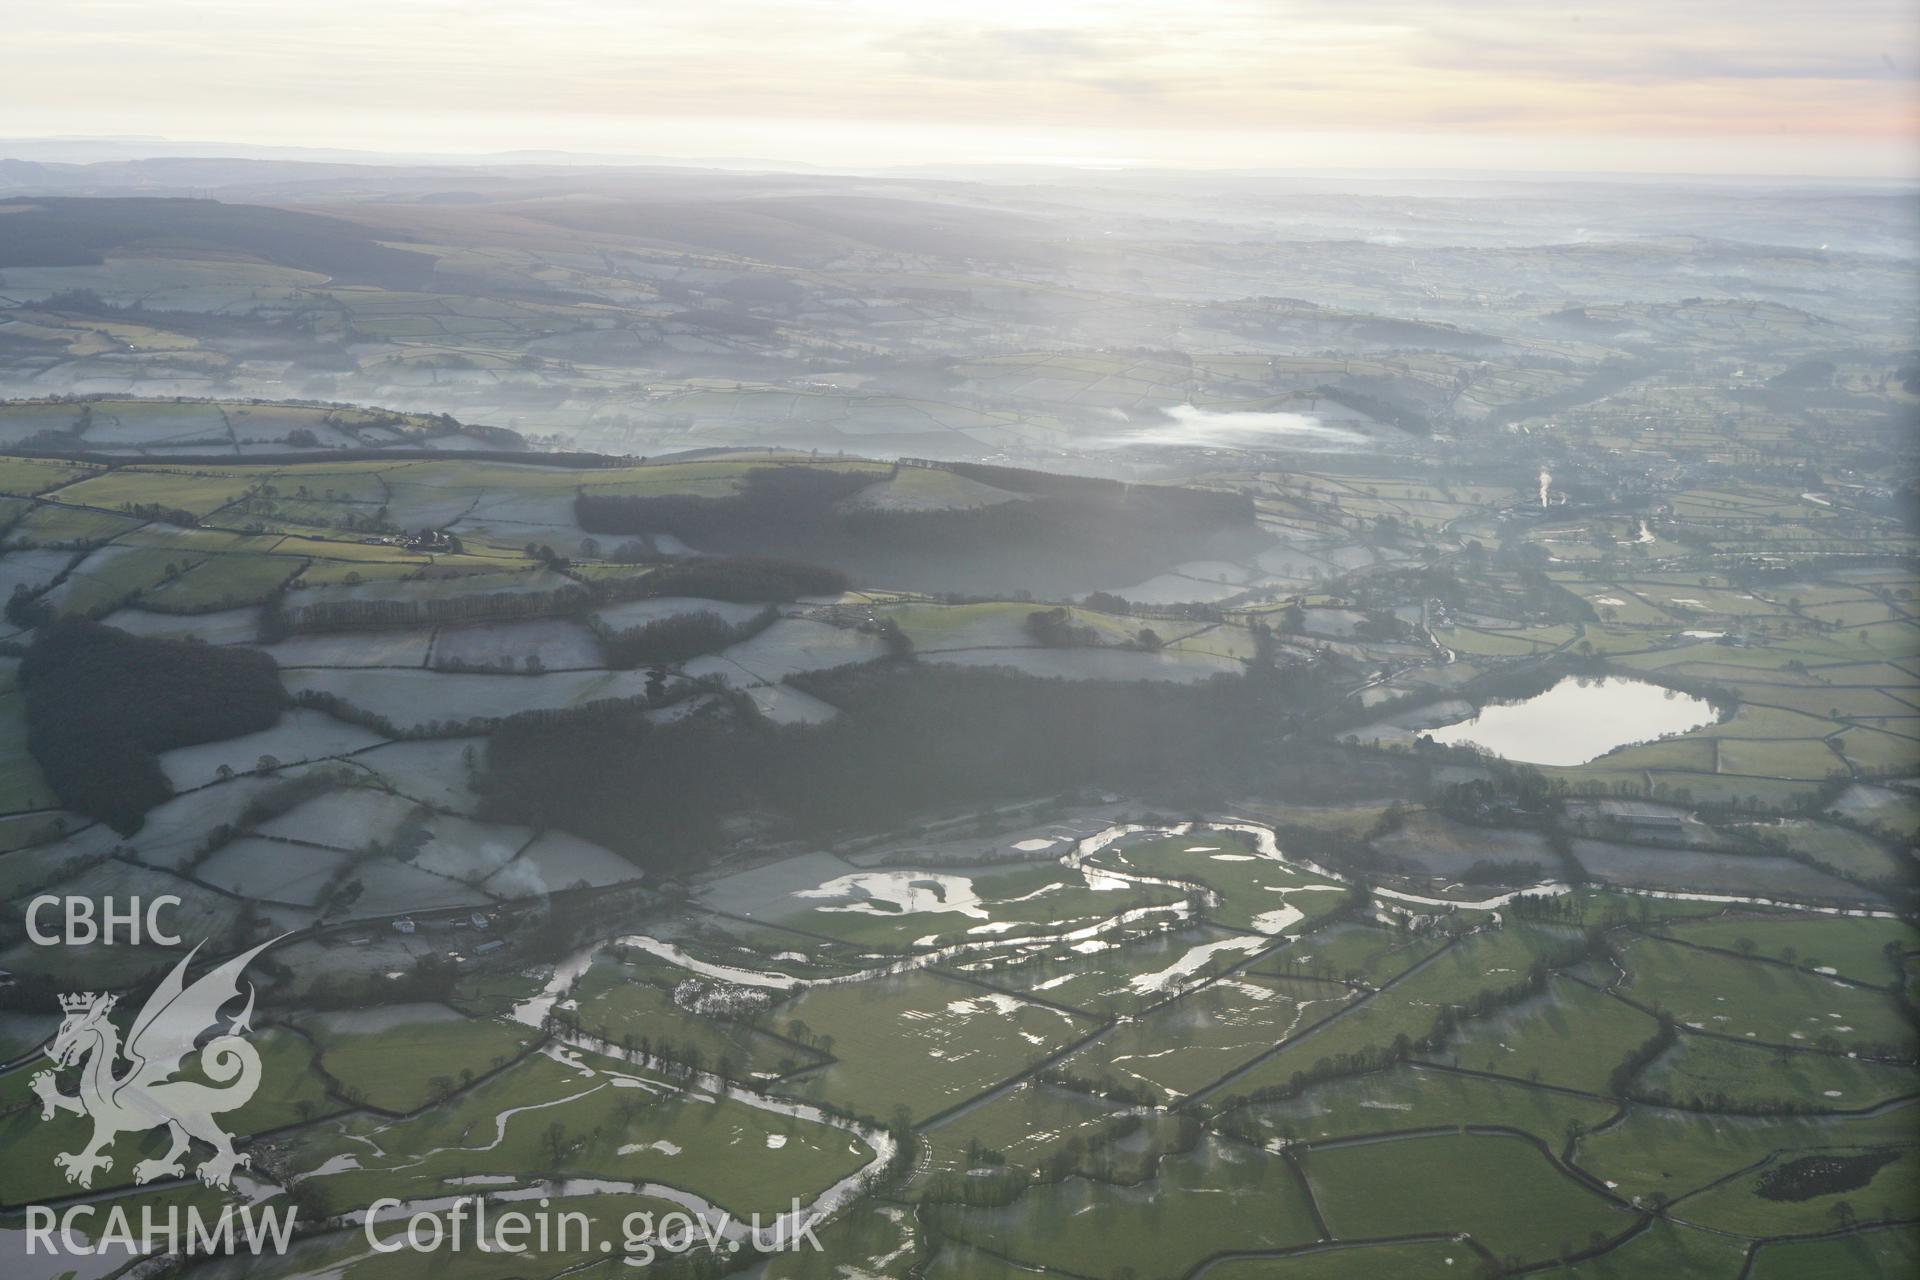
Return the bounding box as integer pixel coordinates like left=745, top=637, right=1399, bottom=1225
left=1424, top=676, right=1717, bottom=766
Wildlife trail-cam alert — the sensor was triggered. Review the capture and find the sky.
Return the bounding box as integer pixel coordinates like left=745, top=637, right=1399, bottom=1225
left=2, top=0, right=1916, bottom=177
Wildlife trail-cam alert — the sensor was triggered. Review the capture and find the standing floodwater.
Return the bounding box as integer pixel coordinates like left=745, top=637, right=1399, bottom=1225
left=1425, top=676, right=1717, bottom=766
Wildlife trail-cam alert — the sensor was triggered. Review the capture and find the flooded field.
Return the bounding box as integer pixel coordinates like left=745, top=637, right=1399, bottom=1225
left=1426, top=676, right=1719, bottom=765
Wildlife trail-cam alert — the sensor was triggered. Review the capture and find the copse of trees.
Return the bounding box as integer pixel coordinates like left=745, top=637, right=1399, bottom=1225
left=1756, top=1151, right=1903, bottom=1203
left=597, top=605, right=778, bottom=667
left=20, top=618, right=287, bottom=832
left=1026, top=607, right=1101, bottom=648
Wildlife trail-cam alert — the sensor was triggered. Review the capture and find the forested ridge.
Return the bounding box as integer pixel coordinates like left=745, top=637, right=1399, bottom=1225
left=576, top=465, right=1260, bottom=596
left=636, top=555, right=848, bottom=602
left=477, top=660, right=1338, bottom=871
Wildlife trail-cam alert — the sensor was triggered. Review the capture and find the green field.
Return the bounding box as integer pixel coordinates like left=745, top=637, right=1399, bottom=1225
left=141, top=552, right=307, bottom=612
left=1427, top=976, right=1663, bottom=1093
left=1220, top=925, right=1588, bottom=1100
left=1575, top=1101, right=1918, bottom=1206
left=1252, top=920, right=1450, bottom=986
left=0, top=1029, right=331, bottom=1205
left=1616, top=936, right=1915, bottom=1055
left=567, top=956, right=824, bottom=1080
left=1674, top=1145, right=1919, bottom=1237
left=1062, top=973, right=1354, bottom=1101
left=934, top=1136, right=1321, bottom=1279
left=774, top=971, right=1096, bottom=1123
left=1651, top=915, right=1917, bottom=988
left=1747, top=1227, right=1920, bottom=1280
left=1230, top=1063, right=1614, bottom=1146
left=291, top=1048, right=872, bottom=1219
left=1300, top=1132, right=1628, bottom=1264
left=1636, top=1032, right=1920, bottom=1110
left=1199, top=1242, right=1497, bottom=1279
left=297, top=1007, right=539, bottom=1113
left=56, top=466, right=261, bottom=518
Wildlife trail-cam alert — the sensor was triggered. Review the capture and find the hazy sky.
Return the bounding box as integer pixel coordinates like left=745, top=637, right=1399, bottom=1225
left=4, top=0, right=1915, bottom=176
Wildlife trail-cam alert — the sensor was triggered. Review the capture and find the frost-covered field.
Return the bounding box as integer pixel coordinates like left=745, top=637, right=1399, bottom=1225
left=682, top=617, right=889, bottom=684
left=196, top=836, right=351, bottom=905
left=0, top=548, right=77, bottom=599
left=289, top=567, right=578, bottom=610
left=119, top=774, right=287, bottom=871
left=352, top=858, right=496, bottom=913
left=255, top=787, right=425, bottom=850
left=37, top=544, right=154, bottom=611
left=351, top=738, right=487, bottom=813
left=102, top=605, right=262, bottom=644
left=408, top=813, right=532, bottom=883
left=283, top=667, right=657, bottom=729
left=159, top=709, right=386, bottom=788
left=277, top=567, right=586, bottom=629
left=430, top=617, right=606, bottom=670
left=492, top=829, right=638, bottom=893
left=1102, top=571, right=1246, bottom=605
left=266, top=628, right=435, bottom=668
left=77, top=402, right=230, bottom=445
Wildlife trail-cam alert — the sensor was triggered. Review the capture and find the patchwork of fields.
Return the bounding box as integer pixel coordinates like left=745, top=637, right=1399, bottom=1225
left=0, top=434, right=1909, bottom=1279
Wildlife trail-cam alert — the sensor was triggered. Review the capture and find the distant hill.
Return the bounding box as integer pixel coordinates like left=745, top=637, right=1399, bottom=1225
left=0, top=395, right=525, bottom=458
left=0, top=196, right=438, bottom=289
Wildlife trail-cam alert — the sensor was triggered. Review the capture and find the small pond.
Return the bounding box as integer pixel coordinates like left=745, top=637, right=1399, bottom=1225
left=1424, top=676, right=1717, bottom=766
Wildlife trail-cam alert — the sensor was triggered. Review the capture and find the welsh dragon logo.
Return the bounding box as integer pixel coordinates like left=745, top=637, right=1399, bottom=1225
left=33, top=937, right=281, bottom=1190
